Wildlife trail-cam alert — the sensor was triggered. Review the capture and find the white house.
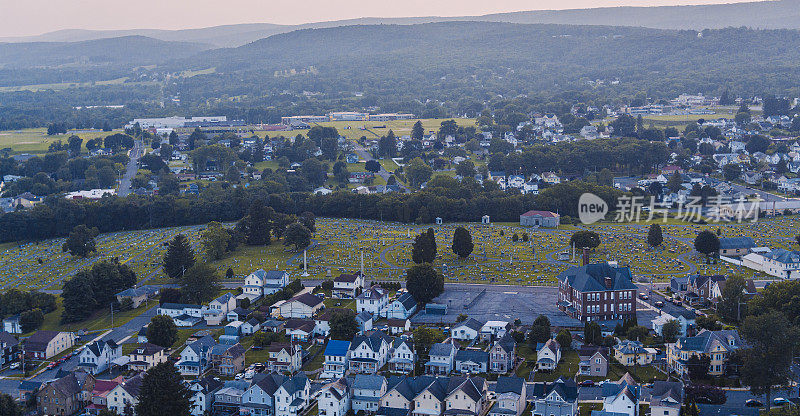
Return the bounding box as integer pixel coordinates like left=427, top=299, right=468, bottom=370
left=489, top=376, right=527, bottom=416
left=157, top=303, right=203, bottom=318
left=177, top=335, right=216, bottom=376
left=319, top=377, right=351, bottom=416
left=279, top=293, right=324, bottom=319
left=107, top=374, right=144, bottom=414
left=274, top=375, right=311, bottom=416
left=451, top=318, right=483, bottom=341
left=601, top=374, right=640, bottom=416
left=760, top=249, right=800, bottom=279
left=77, top=340, right=121, bottom=375
left=388, top=338, right=416, bottom=373
left=189, top=377, right=222, bottom=416
left=349, top=332, right=390, bottom=374
left=351, top=374, right=387, bottom=412
left=425, top=342, right=457, bottom=375
left=243, top=270, right=290, bottom=298
left=322, top=340, right=350, bottom=380
left=242, top=374, right=283, bottom=416
left=380, top=292, right=417, bottom=319
left=209, top=293, right=237, bottom=315
left=356, top=286, right=390, bottom=315
left=333, top=272, right=365, bottom=298
left=479, top=321, right=510, bottom=342
left=537, top=339, right=561, bottom=370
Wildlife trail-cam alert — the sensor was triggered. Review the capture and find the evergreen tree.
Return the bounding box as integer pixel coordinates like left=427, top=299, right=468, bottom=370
left=647, top=224, right=663, bottom=248
left=162, top=234, right=196, bottom=280
left=412, top=228, right=437, bottom=264
left=0, top=393, right=22, bottom=416
left=180, top=263, right=220, bottom=304
left=584, top=321, right=602, bottom=345
left=411, top=121, right=424, bottom=141
left=135, top=362, right=191, bottom=416
left=451, top=227, right=474, bottom=259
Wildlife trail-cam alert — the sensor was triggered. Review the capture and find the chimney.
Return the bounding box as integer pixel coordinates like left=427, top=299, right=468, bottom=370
left=604, top=276, right=613, bottom=289
left=582, top=248, right=589, bottom=266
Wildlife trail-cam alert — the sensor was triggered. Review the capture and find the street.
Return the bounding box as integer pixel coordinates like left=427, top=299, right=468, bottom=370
left=118, top=140, right=144, bottom=197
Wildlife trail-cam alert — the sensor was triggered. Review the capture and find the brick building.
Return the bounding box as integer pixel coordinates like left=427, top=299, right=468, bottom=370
left=556, top=263, right=637, bottom=322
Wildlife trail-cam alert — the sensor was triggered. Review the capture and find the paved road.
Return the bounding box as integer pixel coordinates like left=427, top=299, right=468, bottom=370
left=351, top=142, right=406, bottom=191
left=118, top=140, right=144, bottom=197
left=728, top=182, right=787, bottom=203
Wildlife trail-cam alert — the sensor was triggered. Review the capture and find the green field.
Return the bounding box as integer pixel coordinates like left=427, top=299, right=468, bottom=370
left=2, top=214, right=798, bottom=291
left=253, top=118, right=477, bottom=142
left=0, top=128, right=123, bottom=154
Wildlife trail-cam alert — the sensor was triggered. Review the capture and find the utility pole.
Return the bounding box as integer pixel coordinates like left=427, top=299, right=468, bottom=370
left=111, top=302, right=115, bottom=327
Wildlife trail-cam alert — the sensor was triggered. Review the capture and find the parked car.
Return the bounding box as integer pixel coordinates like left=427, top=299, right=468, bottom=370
left=578, top=380, right=594, bottom=387
left=9, top=362, right=19, bottom=370
left=774, top=397, right=790, bottom=406
left=745, top=399, right=763, bottom=407
left=655, top=301, right=664, bottom=307
left=638, top=293, right=649, bottom=300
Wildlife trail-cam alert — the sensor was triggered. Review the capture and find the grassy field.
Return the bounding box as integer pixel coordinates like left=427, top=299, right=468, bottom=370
left=0, top=77, right=133, bottom=93
left=2, top=214, right=798, bottom=291
left=0, top=128, right=124, bottom=154
left=253, top=118, right=477, bottom=142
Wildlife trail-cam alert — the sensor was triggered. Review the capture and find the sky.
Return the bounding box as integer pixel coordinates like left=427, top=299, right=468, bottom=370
left=0, top=0, right=758, bottom=38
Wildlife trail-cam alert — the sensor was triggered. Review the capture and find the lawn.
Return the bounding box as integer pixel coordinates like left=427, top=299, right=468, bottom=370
left=302, top=344, right=325, bottom=372
left=37, top=297, right=153, bottom=334
left=324, top=298, right=356, bottom=311
left=532, top=350, right=580, bottom=382
left=0, top=128, right=123, bottom=154
left=608, top=361, right=668, bottom=383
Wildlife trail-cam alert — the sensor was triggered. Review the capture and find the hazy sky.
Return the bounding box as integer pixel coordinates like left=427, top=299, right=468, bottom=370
left=1, top=0, right=756, bottom=37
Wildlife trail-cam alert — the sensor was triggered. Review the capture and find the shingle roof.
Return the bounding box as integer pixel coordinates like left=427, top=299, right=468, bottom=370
left=394, top=292, right=417, bottom=310
left=650, top=381, right=683, bottom=408
left=718, top=237, right=755, bottom=250
left=455, top=349, right=488, bottom=364
left=429, top=343, right=456, bottom=357
left=521, top=210, right=559, bottom=218
left=280, top=374, right=308, bottom=395
left=160, top=302, right=201, bottom=310
left=131, top=343, right=164, bottom=356
left=556, top=263, right=636, bottom=292
left=187, top=335, right=216, bottom=355
left=0, top=331, right=19, bottom=348
left=762, top=248, right=800, bottom=264
left=289, top=293, right=323, bottom=308
left=25, top=330, right=63, bottom=351
left=676, top=329, right=744, bottom=353
left=353, top=374, right=386, bottom=390
left=335, top=272, right=361, bottom=283
left=454, top=318, right=483, bottom=333
left=357, top=286, right=388, bottom=301
left=350, top=331, right=390, bottom=353
left=494, top=376, right=525, bottom=395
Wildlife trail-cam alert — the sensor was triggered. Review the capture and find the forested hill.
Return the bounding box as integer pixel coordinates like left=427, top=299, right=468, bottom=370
left=480, top=0, right=800, bottom=30
left=0, top=36, right=211, bottom=69
left=3, top=0, right=800, bottom=47
left=178, top=22, right=800, bottom=99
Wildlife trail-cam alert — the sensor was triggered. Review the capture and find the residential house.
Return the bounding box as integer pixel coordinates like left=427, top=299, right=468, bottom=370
left=389, top=338, right=416, bottom=373
left=688, top=275, right=727, bottom=303
left=759, top=249, right=800, bottom=279
left=25, top=330, right=75, bottom=359
left=177, top=335, right=216, bottom=376
left=489, top=376, right=527, bottom=416
left=280, top=293, right=324, bottom=319
left=530, top=377, right=578, bottom=416
left=268, top=343, right=303, bottom=373
left=349, top=331, right=391, bottom=374
left=211, top=343, right=246, bottom=376
left=386, top=319, right=411, bottom=335
left=285, top=319, right=317, bottom=342
left=600, top=374, right=640, bottom=416
left=241, top=374, right=283, bottom=416
left=669, top=277, right=689, bottom=293
left=537, top=339, right=561, bottom=371
left=556, top=263, right=638, bottom=322
left=128, top=343, right=167, bottom=372
left=322, top=340, right=350, bottom=379
left=0, top=331, right=20, bottom=367
left=115, top=286, right=159, bottom=309
left=652, top=310, right=697, bottom=338
left=174, top=314, right=202, bottom=327
left=107, top=374, right=143, bottom=415
left=77, top=340, right=121, bottom=375
left=381, top=292, right=417, bottom=319
left=480, top=321, right=511, bottom=342
left=455, top=349, right=489, bottom=374
left=333, top=272, right=365, bottom=298
left=578, top=345, right=609, bottom=377
left=36, top=370, right=96, bottom=416
left=227, top=307, right=251, bottom=322
left=357, top=286, right=391, bottom=315
left=650, top=381, right=683, bottom=416
left=351, top=374, right=387, bottom=412
left=667, top=329, right=744, bottom=376
left=213, top=380, right=250, bottom=415
left=209, top=293, right=237, bottom=315
left=443, top=376, right=488, bottom=416
left=274, top=374, right=311, bottom=416
left=86, top=378, right=119, bottom=415
left=243, top=270, right=290, bottom=298
left=188, top=376, right=222, bottom=416
left=356, top=311, right=374, bottom=335
left=489, top=333, right=516, bottom=374
left=2, top=316, right=21, bottom=334
left=242, top=318, right=262, bottom=335
left=451, top=318, right=483, bottom=341
left=425, top=342, right=457, bottom=375
left=157, top=302, right=203, bottom=318
left=613, top=340, right=656, bottom=366
left=319, top=377, right=351, bottom=416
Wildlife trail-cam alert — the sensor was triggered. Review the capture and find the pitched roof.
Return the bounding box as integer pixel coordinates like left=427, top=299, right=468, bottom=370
left=186, top=335, right=217, bottom=355
left=160, top=302, right=201, bottom=310
left=521, top=210, right=559, bottom=218
left=288, top=293, right=323, bottom=308
left=84, top=339, right=118, bottom=357
left=394, top=292, right=417, bottom=310
left=120, top=374, right=144, bottom=397
left=251, top=373, right=285, bottom=396
left=131, top=343, right=164, bottom=356
left=718, top=237, right=755, bottom=250
left=357, top=286, right=388, bottom=301
left=650, top=381, right=683, bottom=408
left=676, top=329, right=744, bottom=353
left=353, top=374, right=386, bottom=390
left=762, top=248, right=800, bottom=264
left=279, top=374, right=308, bottom=395
left=530, top=377, right=577, bottom=402
left=453, top=318, right=483, bottom=333
left=494, top=376, right=525, bottom=395
left=455, top=349, right=488, bottom=364
left=25, top=330, right=62, bottom=351
left=0, top=331, right=19, bottom=348
left=429, top=343, right=456, bottom=357
left=556, top=263, right=636, bottom=292
left=335, top=272, right=361, bottom=283
left=579, top=345, right=608, bottom=360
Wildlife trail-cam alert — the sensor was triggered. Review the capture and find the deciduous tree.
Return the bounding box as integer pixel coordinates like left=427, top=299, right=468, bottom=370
left=62, top=225, right=99, bottom=257
left=147, top=315, right=178, bottom=348
left=135, top=362, right=191, bottom=416
left=405, top=263, right=444, bottom=306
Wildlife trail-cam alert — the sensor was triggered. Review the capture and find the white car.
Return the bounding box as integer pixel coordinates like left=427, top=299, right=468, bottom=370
left=9, top=362, right=20, bottom=370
